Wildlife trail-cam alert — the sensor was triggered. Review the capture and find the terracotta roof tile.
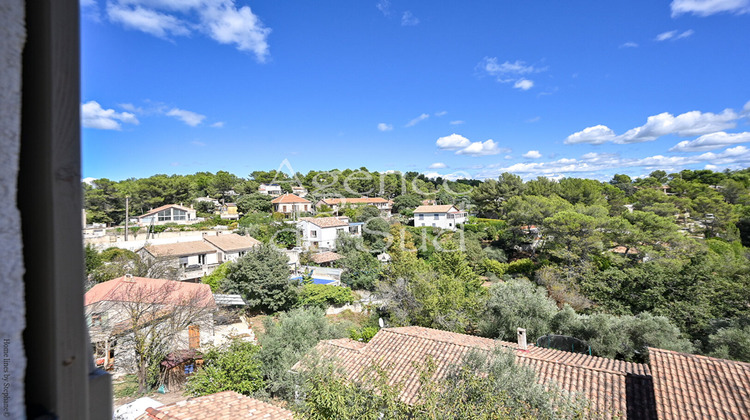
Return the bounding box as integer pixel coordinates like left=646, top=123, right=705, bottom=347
left=85, top=276, right=216, bottom=308
left=271, top=193, right=311, bottom=204
left=138, top=204, right=192, bottom=218
left=143, top=240, right=217, bottom=257
left=318, top=197, right=389, bottom=205
left=299, top=217, right=349, bottom=228
left=649, top=347, right=750, bottom=420
left=413, top=205, right=459, bottom=213
left=203, top=233, right=261, bottom=252
left=310, top=251, right=344, bottom=264
left=298, top=326, right=655, bottom=418
left=136, top=391, right=293, bottom=419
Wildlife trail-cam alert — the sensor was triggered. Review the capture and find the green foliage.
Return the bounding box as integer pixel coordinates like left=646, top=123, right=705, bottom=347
left=202, top=261, right=231, bottom=292
left=299, top=284, right=357, bottom=308
left=221, top=243, right=298, bottom=313
left=84, top=244, right=102, bottom=275
left=185, top=340, right=265, bottom=397
left=339, top=249, right=381, bottom=290
left=392, top=194, right=424, bottom=215
left=348, top=326, right=379, bottom=343
left=236, top=193, right=273, bottom=214
left=707, top=323, right=750, bottom=362
left=480, top=279, right=559, bottom=342
left=258, top=307, right=348, bottom=399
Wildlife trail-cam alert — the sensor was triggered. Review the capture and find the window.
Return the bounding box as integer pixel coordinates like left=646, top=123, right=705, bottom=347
left=434, top=213, right=439, bottom=220
left=173, top=208, right=187, bottom=220
left=432, top=223, right=436, bottom=227
left=188, top=325, right=200, bottom=349
left=311, top=230, right=317, bottom=238
left=157, top=209, right=171, bottom=221
left=198, top=254, right=206, bottom=265
left=282, top=205, right=287, bottom=212
left=239, top=251, right=246, bottom=257
left=418, top=214, right=424, bottom=220
left=304, top=205, right=308, bottom=211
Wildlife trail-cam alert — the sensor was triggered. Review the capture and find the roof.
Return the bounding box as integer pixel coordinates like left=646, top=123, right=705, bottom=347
left=318, top=197, right=389, bottom=205
left=310, top=251, right=344, bottom=264
left=136, top=391, right=293, bottom=420
left=85, top=276, right=216, bottom=308
left=648, top=347, right=750, bottom=419
left=138, top=204, right=192, bottom=218
left=142, top=240, right=217, bottom=258
left=299, top=216, right=349, bottom=228
left=297, top=326, right=655, bottom=418
left=270, top=193, right=310, bottom=204
left=213, top=294, right=247, bottom=306
left=413, top=205, right=459, bottom=213
left=203, top=233, right=261, bottom=252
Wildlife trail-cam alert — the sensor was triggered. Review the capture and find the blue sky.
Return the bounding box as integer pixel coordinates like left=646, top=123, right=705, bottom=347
left=81, top=0, right=750, bottom=182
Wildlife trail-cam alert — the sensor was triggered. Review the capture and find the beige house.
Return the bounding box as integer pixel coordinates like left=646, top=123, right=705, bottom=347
left=139, top=241, right=220, bottom=281
left=316, top=196, right=392, bottom=215
left=136, top=204, right=199, bottom=226
left=271, top=193, right=312, bottom=215
left=202, top=232, right=261, bottom=262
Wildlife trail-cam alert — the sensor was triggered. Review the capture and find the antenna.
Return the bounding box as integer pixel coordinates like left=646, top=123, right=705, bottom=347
left=378, top=318, right=385, bottom=328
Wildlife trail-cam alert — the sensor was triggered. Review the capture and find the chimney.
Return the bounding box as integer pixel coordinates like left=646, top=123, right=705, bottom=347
left=123, top=273, right=135, bottom=283
left=517, top=328, right=528, bottom=351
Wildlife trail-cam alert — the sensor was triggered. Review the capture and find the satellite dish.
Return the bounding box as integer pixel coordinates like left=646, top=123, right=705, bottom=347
left=378, top=318, right=385, bottom=328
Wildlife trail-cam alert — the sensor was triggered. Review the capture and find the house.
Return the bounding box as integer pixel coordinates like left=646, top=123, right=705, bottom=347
left=258, top=183, right=283, bottom=196
left=218, top=203, right=239, bottom=220
left=309, top=251, right=344, bottom=266
left=136, top=391, right=294, bottom=420
left=139, top=240, right=221, bottom=281
left=271, top=193, right=312, bottom=215
left=299, top=326, right=750, bottom=419
left=316, top=196, right=392, bottom=215
left=292, top=185, right=308, bottom=197
left=203, top=232, right=261, bottom=262
left=85, top=275, right=216, bottom=376
left=297, top=216, right=361, bottom=250
left=136, top=204, right=200, bottom=226
left=413, top=205, right=467, bottom=230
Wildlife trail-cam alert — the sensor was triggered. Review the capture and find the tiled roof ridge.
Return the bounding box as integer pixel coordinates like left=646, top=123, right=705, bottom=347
left=379, top=327, right=517, bottom=350
left=648, top=346, right=750, bottom=367
left=517, top=351, right=645, bottom=378
left=323, top=338, right=366, bottom=351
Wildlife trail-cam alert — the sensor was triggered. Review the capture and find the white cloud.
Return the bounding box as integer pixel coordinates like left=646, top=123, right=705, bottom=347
left=428, top=162, right=447, bottom=169
left=167, top=108, right=206, bottom=126
left=526, top=116, right=541, bottom=123
left=565, top=106, right=741, bottom=145
left=565, top=125, right=617, bottom=145
left=436, top=134, right=471, bottom=150
left=434, top=111, right=448, bottom=117
left=406, top=113, right=429, bottom=127
left=523, top=150, right=542, bottom=159
left=450, top=120, right=465, bottom=125
left=211, top=121, right=225, bottom=128
left=514, top=79, right=534, bottom=90
left=82, top=177, right=97, bottom=185
left=456, top=139, right=505, bottom=156
left=705, top=164, right=718, bottom=170
left=106, top=0, right=271, bottom=61
left=670, top=131, right=750, bottom=152
left=620, top=42, right=639, bottom=48
left=377, top=122, right=393, bottom=131
left=191, top=140, right=206, bottom=146
left=656, top=29, right=694, bottom=41
left=81, top=101, right=139, bottom=130
left=376, top=0, right=391, bottom=16
left=422, top=171, right=469, bottom=181
left=478, top=57, right=545, bottom=90
left=401, top=11, right=419, bottom=26
left=671, top=0, right=750, bottom=17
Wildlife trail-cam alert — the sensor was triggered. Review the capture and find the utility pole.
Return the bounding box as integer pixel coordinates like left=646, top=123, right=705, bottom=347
left=124, top=196, right=129, bottom=241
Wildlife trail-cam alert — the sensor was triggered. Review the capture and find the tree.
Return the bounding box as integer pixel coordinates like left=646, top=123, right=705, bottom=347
left=185, top=340, right=265, bottom=396
left=480, top=279, right=558, bottom=342
left=221, top=244, right=298, bottom=313
left=339, top=250, right=381, bottom=290
left=89, top=248, right=180, bottom=284
left=258, top=307, right=348, bottom=399
left=201, top=261, right=231, bottom=292
left=392, top=194, right=423, bottom=215
left=542, top=211, right=603, bottom=265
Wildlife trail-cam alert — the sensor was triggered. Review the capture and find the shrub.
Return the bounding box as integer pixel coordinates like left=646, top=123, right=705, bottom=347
left=299, top=284, right=357, bottom=308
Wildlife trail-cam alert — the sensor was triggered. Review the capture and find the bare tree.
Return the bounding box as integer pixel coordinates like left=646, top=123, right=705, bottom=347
left=87, top=276, right=216, bottom=392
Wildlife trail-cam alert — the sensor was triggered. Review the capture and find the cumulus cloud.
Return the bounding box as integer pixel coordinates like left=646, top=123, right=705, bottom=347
left=478, top=57, right=545, bottom=90
left=670, top=131, right=750, bottom=152
left=456, top=139, right=505, bottom=156
left=406, top=113, right=430, bottom=127
left=514, top=79, right=534, bottom=90
left=401, top=11, right=419, bottom=26
left=377, top=122, right=393, bottom=131
left=428, top=162, right=447, bottom=169
left=422, top=171, right=469, bottom=181
left=436, top=134, right=471, bottom=150
left=523, top=150, right=542, bottom=159
left=81, top=101, right=139, bottom=130
left=167, top=108, right=206, bottom=126
left=655, top=29, right=694, bottom=41
left=671, top=0, right=750, bottom=17
left=106, top=0, right=271, bottom=61
left=565, top=106, right=741, bottom=145
left=376, top=0, right=391, bottom=16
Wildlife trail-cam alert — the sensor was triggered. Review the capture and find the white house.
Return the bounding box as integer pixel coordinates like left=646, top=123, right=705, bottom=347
left=139, top=240, right=221, bottom=281
left=297, top=217, right=362, bottom=250
left=413, top=205, right=467, bottom=231
left=137, top=204, right=199, bottom=226
left=258, top=183, right=283, bottom=196
left=202, top=232, right=261, bottom=262
left=292, top=186, right=308, bottom=198
left=85, top=275, right=216, bottom=375
left=271, top=193, right=312, bottom=215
